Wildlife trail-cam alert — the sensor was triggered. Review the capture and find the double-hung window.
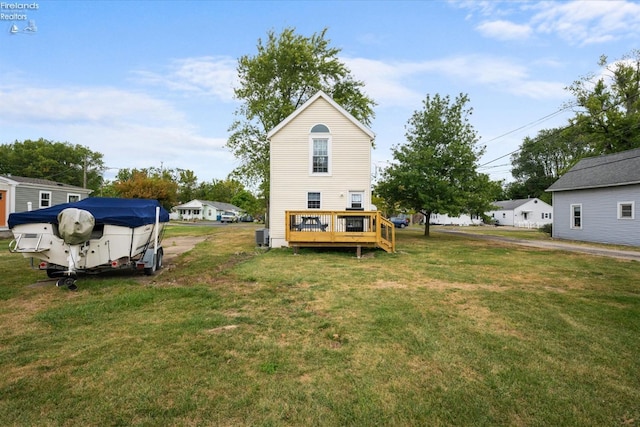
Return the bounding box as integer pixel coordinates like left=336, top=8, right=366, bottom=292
left=308, top=192, right=321, bottom=209
left=618, top=201, right=634, bottom=219
left=39, top=191, right=51, bottom=209
left=570, top=204, right=582, bottom=229
left=310, top=124, right=331, bottom=175
left=349, top=191, right=364, bottom=209
left=67, top=193, right=81, bottom=203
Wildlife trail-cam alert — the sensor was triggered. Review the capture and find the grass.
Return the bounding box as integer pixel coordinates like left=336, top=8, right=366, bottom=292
left=1, top=225, right=639, bottom=426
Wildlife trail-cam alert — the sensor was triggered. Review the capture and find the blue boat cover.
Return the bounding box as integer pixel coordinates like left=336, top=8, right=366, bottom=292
left=8, top=197, right=170, bottom=228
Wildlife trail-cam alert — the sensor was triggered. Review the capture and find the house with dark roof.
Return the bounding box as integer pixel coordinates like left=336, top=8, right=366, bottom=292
left=0, top=175, right=92, bottom=232
left=547, top=148, right=640, bottom=246
left=485, top=198, right=553, bottom=228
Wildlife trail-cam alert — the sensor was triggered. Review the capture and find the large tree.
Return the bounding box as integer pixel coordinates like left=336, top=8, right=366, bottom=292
left=376, top=93, right=494, bottom=236
left=566, top=50, right=640, bottom=154
left=508, top=126, right=589, bottom=203
left=111, top=168, right=178, bottom=210
left=0, top=138, right=104, bottom=190
left=226, top=27, right=376, bottom=224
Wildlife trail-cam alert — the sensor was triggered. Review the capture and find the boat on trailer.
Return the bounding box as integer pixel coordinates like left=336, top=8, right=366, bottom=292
left=8, top=197, right=169, bottom=290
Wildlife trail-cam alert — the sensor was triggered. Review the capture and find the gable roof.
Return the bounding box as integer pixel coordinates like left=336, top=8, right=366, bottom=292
left=0, top=175, right=89, bottom=192
left=266, top=90, right=375, bottom=140
left=491, top=198, right=546, bottom=211
left=547, top=148, right=640, bottom=192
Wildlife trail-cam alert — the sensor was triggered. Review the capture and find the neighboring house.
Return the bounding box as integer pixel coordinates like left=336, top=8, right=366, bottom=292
left=268, top=91, right=376, bottom=248
left=547, top=148, right=640, bottom=246
left=171, top=199, right=241, bottom=221
left=429, top=213, right=483, bottom=226
left=486, top=198, right=553, bottom=228
left=0, top=175, right=91, bottom=231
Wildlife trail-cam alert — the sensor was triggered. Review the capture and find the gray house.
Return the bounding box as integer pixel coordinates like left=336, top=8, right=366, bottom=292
left=547, top=148, right=640, bottom=246
left=0, top=175, right=92, bottom=231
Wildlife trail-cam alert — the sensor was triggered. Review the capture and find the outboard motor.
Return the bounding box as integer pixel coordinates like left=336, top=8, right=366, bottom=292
left=57, top=208, right=95, bottom=245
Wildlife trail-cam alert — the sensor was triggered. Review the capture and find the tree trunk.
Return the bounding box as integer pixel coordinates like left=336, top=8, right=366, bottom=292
left=422, top=211, right=431, bottom=236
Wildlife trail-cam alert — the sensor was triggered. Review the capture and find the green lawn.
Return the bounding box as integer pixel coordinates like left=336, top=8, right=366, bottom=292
left=1, top=225, right=639, bottom=426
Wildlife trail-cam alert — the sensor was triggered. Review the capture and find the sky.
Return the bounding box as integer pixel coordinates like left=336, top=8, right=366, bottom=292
left=2, top=0, right=640, bottom=187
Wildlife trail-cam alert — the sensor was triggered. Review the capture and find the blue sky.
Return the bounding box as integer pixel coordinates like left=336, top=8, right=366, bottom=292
left=2, top=0, right=640, bottom=185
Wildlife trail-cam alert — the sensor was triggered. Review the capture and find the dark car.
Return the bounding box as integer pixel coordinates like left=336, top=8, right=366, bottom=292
left=390, top=217, right=409, bottom=228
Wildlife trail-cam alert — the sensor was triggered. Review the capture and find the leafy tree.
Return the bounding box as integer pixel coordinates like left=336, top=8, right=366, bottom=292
left=176, top=169, right=199, bottom=203
left=195, top=178, right=246, bottom=204
left=112, top=169, right=178, bottom=210
left=227, top=27, right=376, bottom=225
left=508, top=126, right=589, bottom=202
left=566, top=50, right=640, bottom=154
left=0, top=138, right=104, bottom=190
left=231, top=189, right=260, bottom=216
left=376, top=93, right=491, bottom=236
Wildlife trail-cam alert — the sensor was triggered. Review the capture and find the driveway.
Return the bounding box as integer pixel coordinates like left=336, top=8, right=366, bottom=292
left=437, top=228, right=640, bottom=262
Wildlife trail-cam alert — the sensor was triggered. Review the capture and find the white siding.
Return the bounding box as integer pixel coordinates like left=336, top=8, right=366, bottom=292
left=270, top=97, right=372, bottom=247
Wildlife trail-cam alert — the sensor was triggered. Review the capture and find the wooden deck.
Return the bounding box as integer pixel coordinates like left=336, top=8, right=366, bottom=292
left=285, top=210, right=395, bottom=253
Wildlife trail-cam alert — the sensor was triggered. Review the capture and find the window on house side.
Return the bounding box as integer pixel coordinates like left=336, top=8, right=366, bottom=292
left=618, top=202, right=634, bottom=219
left=571, top=204, right=582, bottom=229
left=350, top=192, right=363, bottom=209
left=68, top=193, right=80, bottom=203
left=308, top=192, right=321, bottom=209
left=39, top=191, right=51, bottom=209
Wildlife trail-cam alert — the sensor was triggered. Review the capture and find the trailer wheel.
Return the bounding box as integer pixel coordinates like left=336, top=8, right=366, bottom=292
left=144, top=248, right=163, bottom=276
left=156, top=248, right=164, bottom=270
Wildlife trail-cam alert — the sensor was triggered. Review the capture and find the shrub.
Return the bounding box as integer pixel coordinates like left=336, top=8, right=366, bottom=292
left=539, top=223, right=552, bottom=235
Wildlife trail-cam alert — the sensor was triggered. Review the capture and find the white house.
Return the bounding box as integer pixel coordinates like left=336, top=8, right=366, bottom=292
left=1, top=175, right=91, bottom=234
left=429, top=213, right=483, bottom=226
left=268, top=91, right=376, bottom=248
left=547, top=148, right=640, bottom=246
left=486, top=198, right=553, bottom=228
left=171, top=200, right=241, bottom=221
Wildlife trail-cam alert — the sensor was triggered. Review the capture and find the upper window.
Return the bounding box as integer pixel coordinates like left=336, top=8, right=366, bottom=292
left=310, top=124, right=331, bottom=175
left=571, top=204, right=582, bottom=229
left=618, top=201, right=634, bottom=219
left=312, top=139, right=329, bottom=173
left=311, top=124, right=330, bottom=133
left=67, top=193, right=81, bottom=203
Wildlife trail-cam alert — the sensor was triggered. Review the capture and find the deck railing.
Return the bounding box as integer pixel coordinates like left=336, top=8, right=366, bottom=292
left=285, top=210, right=395, bottom=253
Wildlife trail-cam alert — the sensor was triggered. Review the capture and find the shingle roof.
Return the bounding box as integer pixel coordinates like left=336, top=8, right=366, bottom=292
left=492, top=198, right=537, bottom=211
left=546, top=148, right=640, bottom=192
left=0, top=175, right=88, bottom=190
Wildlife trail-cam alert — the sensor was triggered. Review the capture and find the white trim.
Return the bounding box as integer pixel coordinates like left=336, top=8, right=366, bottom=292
left=267, top=91, right=375, bottom=140
left=617, top=201, right=635, bottom=220
left=570, top=203, right=582, bottom=229
left=67, top=193, right=81, bottom=203
left=39, top=190, right=52, bottom=209
left=307, top=191, right=321, bottom=209
left=309, top=135, right=332, bottom=176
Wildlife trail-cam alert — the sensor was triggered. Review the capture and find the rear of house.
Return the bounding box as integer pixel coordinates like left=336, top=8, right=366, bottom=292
left=268, top=91, right=375, bottom=248
left=547, top=148, right=640, bottom=246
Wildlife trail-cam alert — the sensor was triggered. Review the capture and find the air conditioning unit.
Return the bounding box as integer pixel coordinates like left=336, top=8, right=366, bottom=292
left=255, top=228, right=269, bottom=246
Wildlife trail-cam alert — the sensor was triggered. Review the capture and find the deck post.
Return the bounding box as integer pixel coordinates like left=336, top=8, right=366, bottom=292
left=356, top=245, right=361, bottom=258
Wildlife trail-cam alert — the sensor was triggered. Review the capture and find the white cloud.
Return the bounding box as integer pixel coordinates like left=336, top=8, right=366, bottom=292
left=459, top=0, right=640, bottom=46
left=476, top=20, right=532, bottom=40
left=345, top=54, right=566, bottom=108
left=132, top=56, right=238, bottom=101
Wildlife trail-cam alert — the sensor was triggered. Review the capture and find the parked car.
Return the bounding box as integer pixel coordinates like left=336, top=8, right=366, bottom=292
left=220, top=212, right=238, bottom=223
left=239, top=214, right=254, bottom=222
left=390, top=217, right=409, bottom=228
